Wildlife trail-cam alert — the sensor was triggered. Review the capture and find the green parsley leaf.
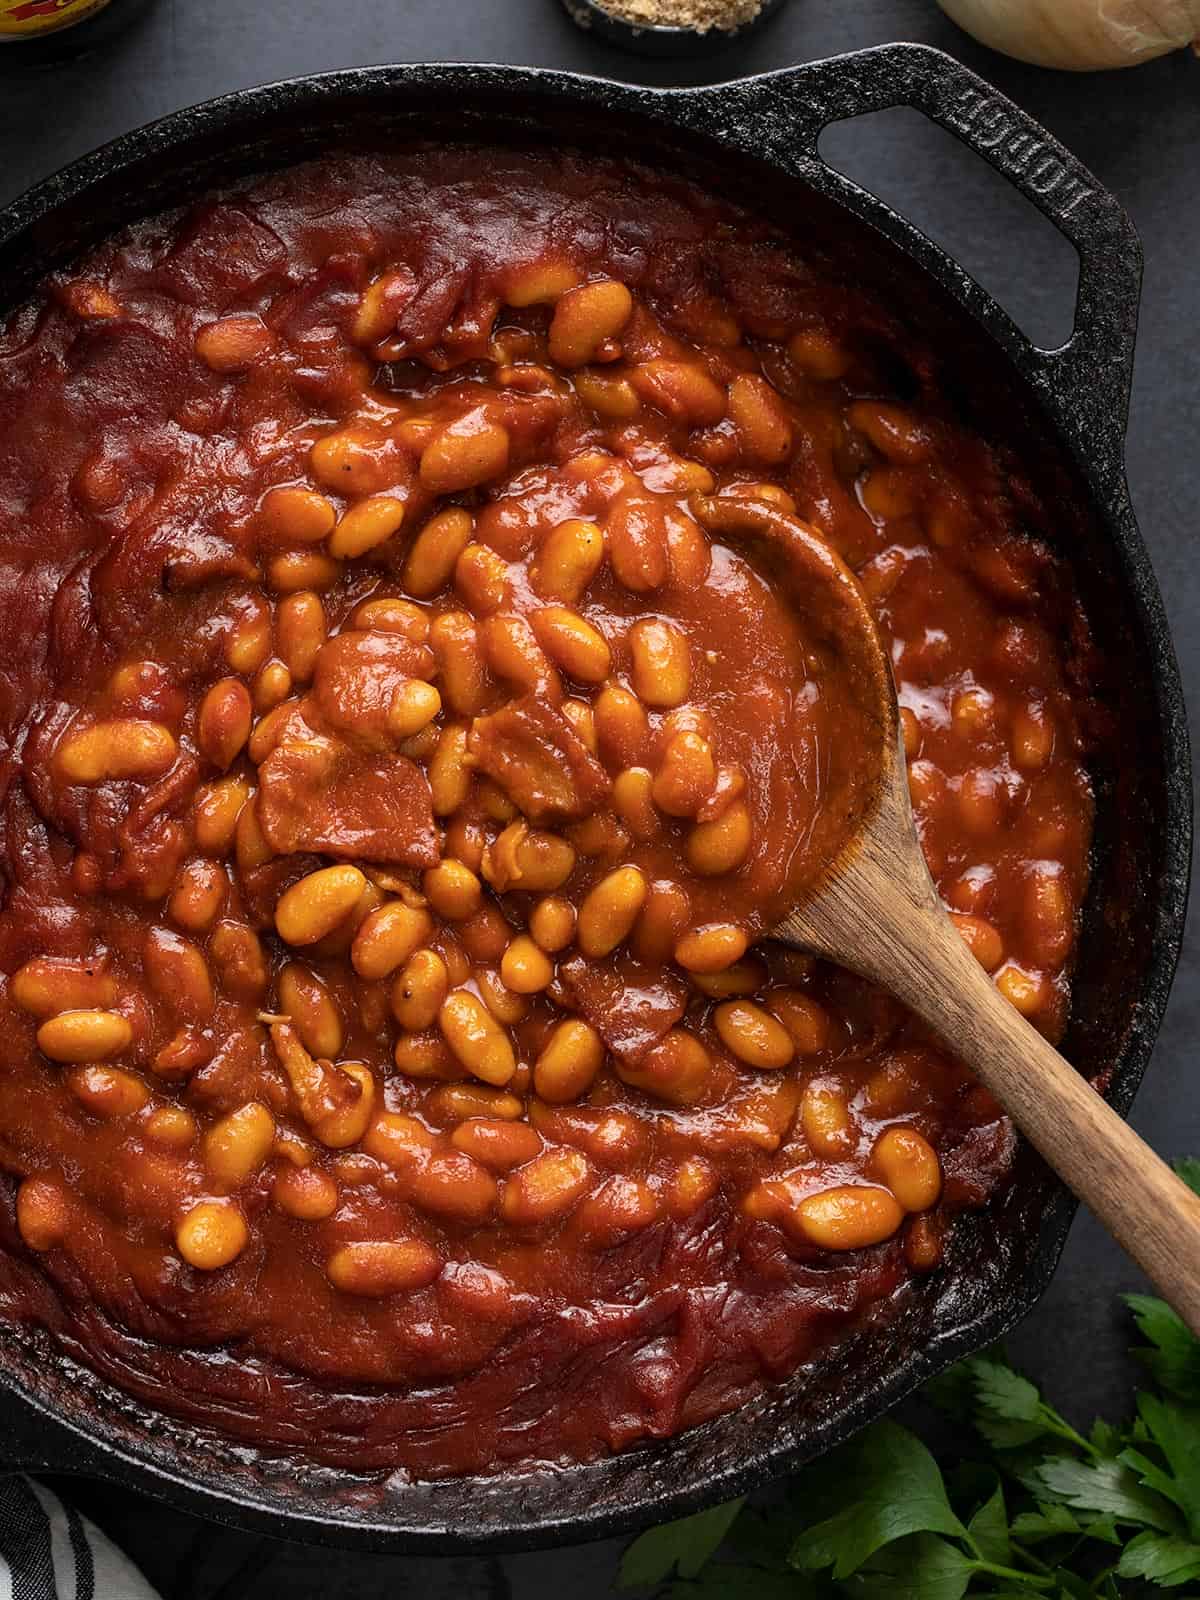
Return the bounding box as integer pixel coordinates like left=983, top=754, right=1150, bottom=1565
left=1174, top=1158, right=1200, bottom=1197
left=665, top=1565, right=817, bottom=1599
left=1125, top=1393, right=1200, bottom=1536
left=1117, top=1529, right=1200, bottom=1586
left=789, top=1419, right=965, bottom=1578
left=843, top=1533, right=973, bottom=1600
left=618, top=1498, right=744, bottom=1588
left=1128, top=1295, right=1200, bottom=1403
left=967, top=1481, right=1011, bottom=1567
left=1023, top=1452, right=1176, bottom=1529
left=1009, top=1503, right=1083, bottom=1543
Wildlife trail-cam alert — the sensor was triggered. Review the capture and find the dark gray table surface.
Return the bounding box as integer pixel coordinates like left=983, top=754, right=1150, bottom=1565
left=1, top=2, right=1198, bottom=1594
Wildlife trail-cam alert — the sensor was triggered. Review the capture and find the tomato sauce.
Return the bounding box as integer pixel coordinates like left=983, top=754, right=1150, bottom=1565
left=0, top=148, right=1097, bottom=1475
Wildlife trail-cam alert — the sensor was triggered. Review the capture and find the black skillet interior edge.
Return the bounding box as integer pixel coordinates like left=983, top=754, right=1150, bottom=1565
left=0, top=45, right=1190, bottom=1552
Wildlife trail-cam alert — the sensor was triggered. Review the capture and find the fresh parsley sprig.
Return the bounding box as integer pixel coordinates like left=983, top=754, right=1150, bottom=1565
left=617, top=1160, right=1200, bottom=1598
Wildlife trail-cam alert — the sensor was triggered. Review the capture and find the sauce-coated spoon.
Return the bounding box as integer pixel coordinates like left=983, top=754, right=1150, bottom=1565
left=694, top=494, right=1200, bottom=1335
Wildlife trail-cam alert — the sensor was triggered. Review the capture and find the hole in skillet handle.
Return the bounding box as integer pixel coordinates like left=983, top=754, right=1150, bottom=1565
left=559, top=0, right=790, bottom=58
left=768, top=45, right=1142, bottom=469
left=819, top=106, right=1080, bottom=351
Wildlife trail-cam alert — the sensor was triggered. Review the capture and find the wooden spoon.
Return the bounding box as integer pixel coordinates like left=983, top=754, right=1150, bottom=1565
left=694, top=495, right=1200, bottom=1334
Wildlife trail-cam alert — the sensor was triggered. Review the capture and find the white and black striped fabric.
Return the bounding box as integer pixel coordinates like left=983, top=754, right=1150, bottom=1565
left=0, top=1477, right=159, bottom=1600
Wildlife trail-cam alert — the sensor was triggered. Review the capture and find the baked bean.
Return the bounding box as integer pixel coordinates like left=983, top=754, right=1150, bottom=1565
left=574, top=370, right=640, bottom=419
left=176, top=1200, right=248, bottom=1270
left=480, top=612, right=561, bottom=698
left=578, top=865, right=647, bottom=958
left=459, top=903, right=514, bottom=965
left=274, top=1163, right=339, bottom=1220
left=258, top=486, right=337, bottom=545
left=532, top=518, right=606, bottom=602
left=795, top=1184, right=904, bottom=1250
left=567, top=813, right=630, bottom=861
left=594, top=683, right=650, bottom=768
left=233, top=794, right=274, bottom=875
left=193, top=775, right=250, bottom=853
left=630, top=879, right=690, bottom=965
left=689, top=959, right=766, bottom=999
left=204, top=1102, right=276, bottom=1187
left=950, top=912, right=1004, bottom=972
left=403, top=1150, right=498, bottom=1222
left=12, top=957, right=118, bottom=1019
left=268, top=550, right=341, bottom=594
left=403, top=507, right=474, bottom=597
left=483, top=822, right=576, bottom=894
left=152, top=1026, right=212, bottom=1081
left=16, top=1177, right=70, bottom=1252
left=575, top=1175, right=660, bottom=1245
left=500, top=1145, right=593, bottom=1223
left=351, top=901, right=433, bottom=980
left=388, top=678, right=442, bottom=740
left=455, top=541, right=512, bottom=616
left=276, top=591, right=327, bottom=682
left=391, top=948, right=450, bottom=1031
left=653, top=731, right=716, bottom=817
left=668, top=1156, right=719, bottom=1219
left=56, top=719, right=177, bottom=785
left=531, top=606, right=611, bottom=683
left=276, top=865, right=368, bottom=947
left=66, top=1064, right=148, bottom=1118
left=168, top=858, right=229, bottom=932
left=503, top=258, right=580, bottom=306
left=800, top=1082, right=854, bottom=1158
left=630, top=359, right=726, bottom=426
left=363, top=1111, right=439, bottom=1167
left=224, top=596, right=273, bottom=674
left=439, top=990, right=517, bottom=1085
left=451, top=1118, right=542, bottom=1169
left=429, top=722, right=473, bottom=815
left=144, top=1105, right=198, bottom=1148
left=767, top=990, right=833, bottom=1054
left=197, top=678, right=252, bottom=770
left=37, top=1009, right=131, bottom=1064
left=144, top=927, right=214, bottom=1022
left=714, top=1001, right=794, bottom=1070
left=392, top=1029, right=458, bottom=1081
left=534, top=1019, right=603, bottom=1103
left=473, top=967, right=530, bottom=1027
left=607, top=494, right=670, bottom=593
left=327, top=1238, right=441, bottom=1297
left=327, top=494, right=405, bottom=560
left=278, top=963, right=344, bottom=1059
left=195, top=314, right=272, bottom=373
left=617, top=1028, right=711, bottom=1106
left=548, top=279, right=633, bottom=368
left=252, top=659, right=292, bottom=713
left=872, top=1126, right=942, bottom=1212
left=430, top=613, right=492, bottom=717
left=501, top=934, right=554, bottom=995
left=1012, top=703, right=1055, bottom=772
left=612, top=766, right=661, bottom=841
left=727, top=372, right=793, bottom=463
left=687, top=800, right=752, bottom=876
left=209, top=921, right=269, bottom=1003
left=847, top=399, right=932, bottom=464
left=429, top=1083, right=523, bottom=1123
left=420, top=412, right=510, bottom=494
left=788, top=326, right=850, bottom=378
left=518, top=915, right=571, bottom=976
left=674, top=923, right=748, bottom=974
left=421, top=860, right=481, bottom=922
left=996, top=958, right=1053, bottom=1018
left=629, top=618, right=690, bottom=708
left=1024, top=864, right=1074, bottom=967
left=314, top=1061, right=376, bottom=1150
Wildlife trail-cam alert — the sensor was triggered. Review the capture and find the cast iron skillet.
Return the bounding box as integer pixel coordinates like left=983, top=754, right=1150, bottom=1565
left=0, top=44, right=1190, bottom=1552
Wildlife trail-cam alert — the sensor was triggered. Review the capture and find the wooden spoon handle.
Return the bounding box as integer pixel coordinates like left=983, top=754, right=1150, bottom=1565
left=865, top=897, right=1200, bottom=1334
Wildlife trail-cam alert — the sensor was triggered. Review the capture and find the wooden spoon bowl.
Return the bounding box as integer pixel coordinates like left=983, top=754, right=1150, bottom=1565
left=694, top=493, right=1200, bottom=1334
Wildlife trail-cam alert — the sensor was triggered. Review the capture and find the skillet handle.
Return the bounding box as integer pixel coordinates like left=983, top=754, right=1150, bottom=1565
left=718, top=44, right=1141, bottom=462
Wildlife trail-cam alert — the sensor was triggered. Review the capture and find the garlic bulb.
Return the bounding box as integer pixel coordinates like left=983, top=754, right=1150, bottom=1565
left=937, top=0, right=1200, bottom=69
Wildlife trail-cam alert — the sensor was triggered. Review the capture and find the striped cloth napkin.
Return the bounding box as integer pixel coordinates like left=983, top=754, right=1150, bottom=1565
left=1, top=1477, right=159, bottom=1600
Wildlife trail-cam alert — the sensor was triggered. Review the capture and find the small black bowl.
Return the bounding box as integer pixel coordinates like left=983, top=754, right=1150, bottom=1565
left=560, top=0, right=788, bottom=57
